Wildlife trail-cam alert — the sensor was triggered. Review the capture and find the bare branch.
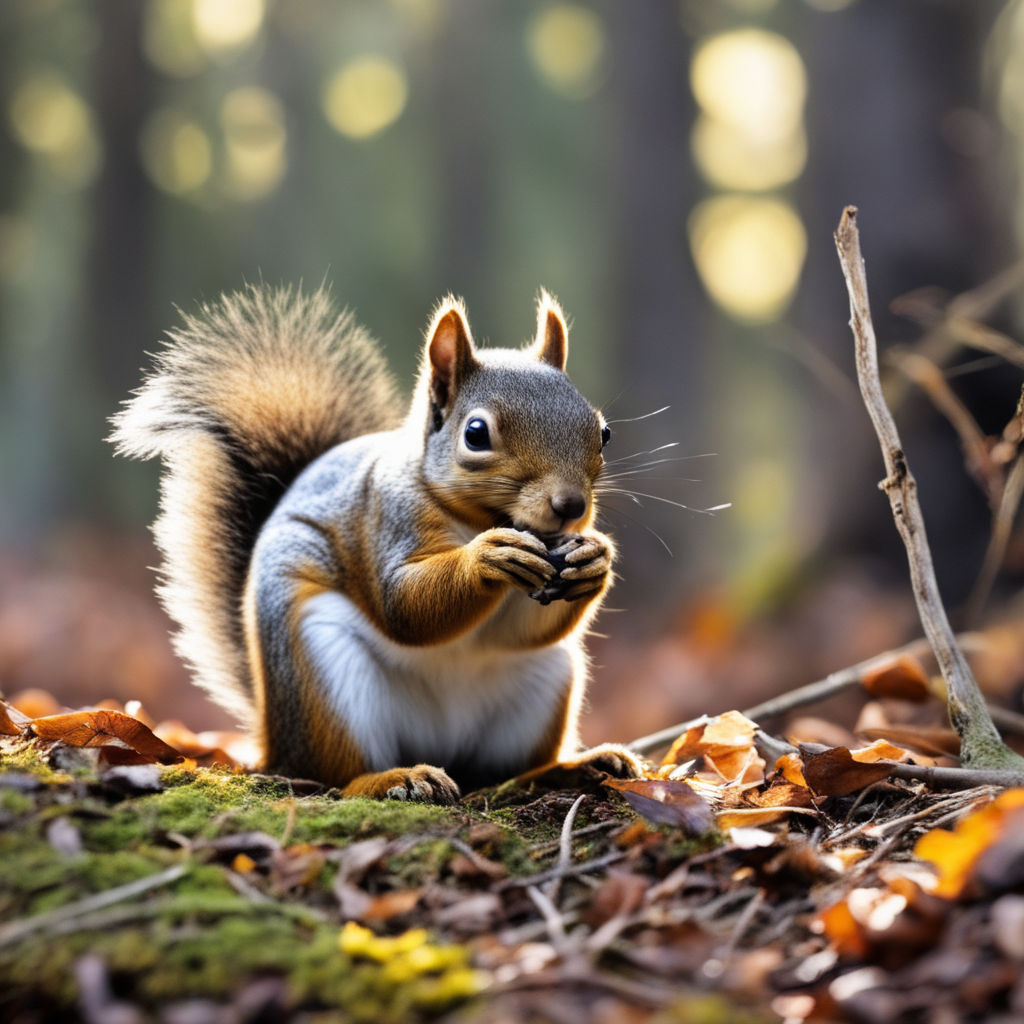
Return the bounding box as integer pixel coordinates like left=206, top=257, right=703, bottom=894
left=834, top=206, right=1024, bottom=773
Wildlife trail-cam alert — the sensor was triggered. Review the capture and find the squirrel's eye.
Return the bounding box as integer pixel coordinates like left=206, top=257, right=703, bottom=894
left=464, top=417, right=491, bottom=451
left=601, top=425, right=612, bottom=448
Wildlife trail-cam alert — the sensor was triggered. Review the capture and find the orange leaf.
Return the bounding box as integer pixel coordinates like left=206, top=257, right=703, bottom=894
left=858, top=725, right=959, bottom=758
left=29, top=709, right=184, bottom=764
left=915, top=789, right=1024, bottom=899
left=800, top=745, right=896, bottom=797
left=0, top=698, right=30, bottom=736
left=849, top=739, right=910, bottom=764
left=775, top=753, right=807, bottom=787
left=360, top=888, right=423, bottom=922
left=861, top=654, right=931, bottom=701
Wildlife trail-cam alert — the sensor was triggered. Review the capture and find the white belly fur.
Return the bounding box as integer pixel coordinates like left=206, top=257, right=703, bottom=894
left=300, top=590, right=578, bottom=773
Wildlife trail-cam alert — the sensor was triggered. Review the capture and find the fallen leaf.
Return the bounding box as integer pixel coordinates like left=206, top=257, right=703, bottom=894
left=914, top=789, right=1024, bottom=898
left=858, top=725, right=959, bottom=758
left=29, top=709, right=184, bottom=764
left=662, top=711, right=765, bottom=786
left=604, top=778, right=716, bottom=834
left=799, top=745, right=896, bottom=797
left=585, top=872, right=648, bottom=928
left=0, top=698, right=30, bottom=736
left=849, top=739, right=910, bottom=763
left=861, top=654, right=931, bottom=701
left=361, top=888, right=423, bottom=922
left=775, top=753, right=807, bottom=787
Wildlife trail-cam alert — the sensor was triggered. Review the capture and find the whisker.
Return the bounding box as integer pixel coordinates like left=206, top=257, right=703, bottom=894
left=598, top=503, right=674, bottom=556
left=601, top=487, right=730, bottom=516
left=605, top=442, right=680, bottom=465
left=604, top=406, right=671, bottom=425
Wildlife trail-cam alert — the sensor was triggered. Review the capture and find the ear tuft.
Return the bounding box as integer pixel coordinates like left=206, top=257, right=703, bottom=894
left=426, top=296, right=475, bottom=414
left=534, top=288, right=568, bottom=370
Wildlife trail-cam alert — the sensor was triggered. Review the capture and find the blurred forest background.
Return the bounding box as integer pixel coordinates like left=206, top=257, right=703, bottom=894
left=3, top=0, right=1024, bottom=746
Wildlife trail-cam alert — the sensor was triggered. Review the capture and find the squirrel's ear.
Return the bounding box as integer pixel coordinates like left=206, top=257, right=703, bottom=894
left=533, top=289, right=568, bottom=371
left=426, top=298, right=476, bottom=415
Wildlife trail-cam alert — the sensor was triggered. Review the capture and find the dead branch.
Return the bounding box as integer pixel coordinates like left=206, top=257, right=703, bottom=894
left=891, top=349, right=1003, bottom=504
left=834, top=205, right=1024, bottom=773
left=627, top=634, right=989, bottom=757
left=966, top=455, right=1024, bottom=626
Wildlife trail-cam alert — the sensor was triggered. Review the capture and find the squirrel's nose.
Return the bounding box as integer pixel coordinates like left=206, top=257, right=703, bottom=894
left=550, top=491, right=586, bottom=523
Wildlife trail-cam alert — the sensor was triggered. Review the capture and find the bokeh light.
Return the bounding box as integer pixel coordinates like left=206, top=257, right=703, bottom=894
left=192, top=0, right=265, bottom=54
left=142, top=0, right=205, bottom=76
left=692, top=114, right=807, bottom=192
left=322, top=56, right=408, bottom=139
left=688, top=195, right=807, bottom=323
left=691, top=29, right=805, bottom=138
left=8, top=71, right=101, bottom=187
left=139, top=107, right=212, bottom=196
left=220, top=87, right=287, bottom=201
left=526, top=4, right=606, bottom=100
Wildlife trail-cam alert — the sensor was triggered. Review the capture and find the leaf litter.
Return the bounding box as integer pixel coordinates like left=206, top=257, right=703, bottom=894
left=2, top=677, right=1024, bottom=1023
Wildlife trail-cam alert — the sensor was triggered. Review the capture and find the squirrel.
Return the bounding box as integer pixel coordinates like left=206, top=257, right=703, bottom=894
left=111, top=284, right=643, bottom=802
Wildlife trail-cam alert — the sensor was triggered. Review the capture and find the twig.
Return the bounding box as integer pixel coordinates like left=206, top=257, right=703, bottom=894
left=545, top=793, right=587, bottom=903
left=497, top=850, right=627, bottom=892
left=526, top=885, right=570, bottom=952
left=891, top=350, right=1002, bottom=503
left=966, top=455, right=1024, bottom=626
left=946, top=315, right=1024, bottom=373
left=0, top=864, right=187, bottom=949
left=834, top=206, right=1024, bottom=773
left=627, top=634, right=986, bottom=756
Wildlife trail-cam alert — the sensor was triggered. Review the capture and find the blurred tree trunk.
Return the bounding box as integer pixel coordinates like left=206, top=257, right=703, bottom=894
left=605, top=1, right=709, bottom=614
left=797, top=0, right=1012, bottom=604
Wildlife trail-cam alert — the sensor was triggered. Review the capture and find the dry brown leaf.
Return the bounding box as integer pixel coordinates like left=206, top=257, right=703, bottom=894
left=915, top=789, right=1024, bottom=898
left=29, top=709, right=184, bottom=764
left=858, top=724, right=959, bottom=758
left=0, top=698, right=30, bottom=736
left=662, top=711, right=764, bottom=786
left=775, top=753, right=808, bottom=787
left=799, top=745, right=896, bottom=797
left=360, top=888, right=423, bottom=921
left=849, top=739, right=911, bottom=763
left=861, top=654, right=931, bottom=701
left=604, top=777, right=716, bottom=835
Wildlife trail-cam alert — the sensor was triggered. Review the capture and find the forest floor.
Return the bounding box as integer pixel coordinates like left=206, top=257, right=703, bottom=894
left=2, top=680, right=1024, bottom=1024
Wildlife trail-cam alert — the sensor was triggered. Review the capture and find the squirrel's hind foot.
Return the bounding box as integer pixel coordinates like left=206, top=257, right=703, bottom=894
left=342, top=765, right=461, bottom=804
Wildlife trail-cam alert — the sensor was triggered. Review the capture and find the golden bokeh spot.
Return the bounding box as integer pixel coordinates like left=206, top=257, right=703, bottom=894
left=688, top=196, right=807, bottom=323
left=527, top=4, right=606, bottom=100
left=691, top=29, right=806, bottom=137
left=192, top=0, right=265, bottom=55
left=322, top=56, right=408, bottom=139
left=139, top=108, right=212, bottom=195
left=142, top=0, right=205, bottom=76
left=220, top=86, right=286, bottom=201
left=8, top=71, right=101, bottom=186
left=692, top=113, right=807, bottom=191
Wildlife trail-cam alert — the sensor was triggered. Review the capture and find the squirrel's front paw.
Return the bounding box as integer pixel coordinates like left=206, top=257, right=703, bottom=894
left=474, top=528, right=557, bottom=593
left=342, top=765, right=460, bottom=804
left=531, top=532, right=614, bottom=604
left=561, top=743, right=645, bottom=779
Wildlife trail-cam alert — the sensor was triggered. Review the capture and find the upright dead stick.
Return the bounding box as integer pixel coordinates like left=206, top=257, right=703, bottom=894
left=834, top=206, right=1024, bottom=772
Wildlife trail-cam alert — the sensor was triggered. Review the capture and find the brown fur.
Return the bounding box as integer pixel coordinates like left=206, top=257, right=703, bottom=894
left=110, top=285, right=399, bottom=726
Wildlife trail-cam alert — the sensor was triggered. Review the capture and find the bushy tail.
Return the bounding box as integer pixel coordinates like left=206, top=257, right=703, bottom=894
left=110, top=284, right=401, bottom=726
